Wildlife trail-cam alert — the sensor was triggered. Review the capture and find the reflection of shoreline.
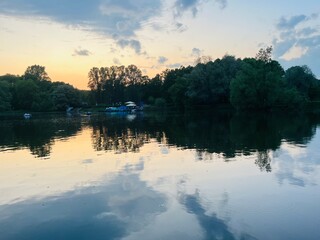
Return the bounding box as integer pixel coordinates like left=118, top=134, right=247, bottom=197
left=1, top=119, right=320, bottom=240
left=91, top=127, right=150, bottom=154
left=0, top=116, right=82, bottom=158
left=88, top=111, right=320, bottom=172
left=0, top=111, right=319, bottom=169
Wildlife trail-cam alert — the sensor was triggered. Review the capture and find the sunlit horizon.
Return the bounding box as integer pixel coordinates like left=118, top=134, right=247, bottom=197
left=1, top=0, right=319, bottom=90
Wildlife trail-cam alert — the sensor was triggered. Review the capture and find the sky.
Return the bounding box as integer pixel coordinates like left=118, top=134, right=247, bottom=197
left=0, top=0, right=319, bottom=89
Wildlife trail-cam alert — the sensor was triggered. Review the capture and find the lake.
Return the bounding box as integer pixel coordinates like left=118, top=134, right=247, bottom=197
left=0, top=111, right=320, bottom=240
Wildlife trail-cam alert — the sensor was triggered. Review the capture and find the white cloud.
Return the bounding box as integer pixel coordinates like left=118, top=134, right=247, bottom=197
left=280, top=142, right=307, bottom=158
left=280, top=45, right=309, bottom=61
left=273, top=13, right=320, bottom=77
left=113, top=58, right=121, bottom=65
left=277, top=15, right=307, bottom=30
left=0, top=0, right=229, bottom=56
left=167, top=63, right=182, bottom=69
left=215, top=0, right=227, bottom=10
left=173, top=0, right=228, bottom=17
left=158, top=56, right=168, bottom=64
left=191, top=47, right=202, bottom=57
left=0, top=0, right=163, bottom=37
left=72, top=47, right=92, bottom=57
left=116, top=39, right=142, bottom=54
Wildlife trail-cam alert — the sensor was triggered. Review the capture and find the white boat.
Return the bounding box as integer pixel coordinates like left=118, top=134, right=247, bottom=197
left=23, top=113, right=32, bottom=119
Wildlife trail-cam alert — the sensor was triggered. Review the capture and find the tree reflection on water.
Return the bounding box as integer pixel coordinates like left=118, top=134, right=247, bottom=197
left=91, top=126, right=150, bottom=154
left=0, top=114, right=82, bottom=158
left=89, top=111, right=319, bottom=172
left=0, top=111, right=319, bottom=172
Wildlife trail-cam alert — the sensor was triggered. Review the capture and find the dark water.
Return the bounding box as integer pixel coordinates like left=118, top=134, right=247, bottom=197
left=0, top=111, right=320, bottom=240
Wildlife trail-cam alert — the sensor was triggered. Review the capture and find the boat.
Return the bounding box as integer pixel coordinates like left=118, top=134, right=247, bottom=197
left=105, top=101, right=143, bottom=113
left=23, top=113, right=32, bottom=119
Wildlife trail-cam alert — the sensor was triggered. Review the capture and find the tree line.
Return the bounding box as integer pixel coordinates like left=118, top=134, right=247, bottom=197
left=1, top=47, right=319, bottom=112
left=1, top=109, right=318, bottom=171
left=88, top=47, right=320, bottom=110
left=0, top=65, right=89, bottom=112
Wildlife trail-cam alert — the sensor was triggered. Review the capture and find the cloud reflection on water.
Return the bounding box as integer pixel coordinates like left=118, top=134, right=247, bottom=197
left=0, top=164, right=167, bottom=240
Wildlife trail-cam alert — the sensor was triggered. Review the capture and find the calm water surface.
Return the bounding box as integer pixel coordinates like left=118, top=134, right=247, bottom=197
left=0, top=111, right=320, bottom=240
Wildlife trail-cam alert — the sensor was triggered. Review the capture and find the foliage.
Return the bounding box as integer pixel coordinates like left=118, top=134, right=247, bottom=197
left=143, top=74, right=162, bottom=103
left=230, top=58, right=286, bottom=109
left=0, top=81, right=12, bottom=111
left=154, top=98, right=167, bottom=108
left=13, top=79, right=40, bottom=110
left=285, top=65, right=318, bottom=100
left=160, top=66, right=193, bottom=103
left=85, top=50, right=319, bottom=110
left=255, top=46, right=273, bottom=63
left=32, top=92, right=55, bottom=112
left=0, top=74, right=21, bottom=84
left=2, top=48, right=320, bottom=112
left=24, top=65, right=51, bottom=81
left=186, top=55, right=241, bottom=105
left=88, top=65, right=148, bottom=104
left=87, top=67, right=102, bottom=104
left=52, top=84, right=81, bottom=110
left=0, top=65, right=84, bottom=112
left=168, top=76, right=189, bottom=108
left=229, top=47, right=316, bottom=110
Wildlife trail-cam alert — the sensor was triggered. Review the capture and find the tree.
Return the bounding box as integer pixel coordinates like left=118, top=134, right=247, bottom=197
left=285, top=65, right=318, bottom=100
left=186, top=56, right=241, bottom=105
left=123, top=65, right=148, bottom=102
left=230, top=58, right=286, bottom=109
left=255, top=46, right=273, bottom=63
left=143, top=74, right=163, bottom=103
left=88, top=65, right=149, bottom=105
left=24, top=65, right=51, bottom=81
left=168, top=76, right=189, bottom=108
left=124, top=64, right=145, bottom=86
left=13, top=80, right=40, bottom=110
left=88, top=67, right=103, bottom=104
left=52, top=84, right=81, bottom=110
left=0, top=74, right=21, bottom=85
left=0, top=81, right=12, bottom=111
left=185, top=63, right=211, bottom=104
left=161, top=66, right=193, bottom=103
left=31, top=92, right=55, bottom=112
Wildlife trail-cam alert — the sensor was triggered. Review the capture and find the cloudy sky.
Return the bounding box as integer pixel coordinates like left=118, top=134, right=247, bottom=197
left=0, top=0, right=319, bottom=89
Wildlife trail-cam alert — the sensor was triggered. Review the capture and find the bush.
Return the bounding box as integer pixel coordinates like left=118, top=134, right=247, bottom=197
left=154, top=98, right=166, bottom=108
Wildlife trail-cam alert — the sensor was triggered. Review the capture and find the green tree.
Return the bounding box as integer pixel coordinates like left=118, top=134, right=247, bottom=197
left=31, top=92, right=55, bottom=112
left=24, top=65, right=51, bottom=81
left=123, top=65, right=148, bottom=102
left=52, top=84, right=81, bottom=110
left=285, top=65, right=318, bottom=100
left=161, top=66, right=193, bottom=103
left=186, top=55, right=241, bottom=105
left=0, top=74, right=21, bottom=85
left=13, top=80, right=40, bottom=110
left=255, top=46, right=273, bottom=63
left=88, top=67, right=103, bottom=104
left=88, top=65, right=149, bottom=105
left=230, top=58, right=286, bottom=109
left=143, top=74, right=163, bottom=103
left=168, top=76, right=189, bottom=108
left=0, top=81, right=12, bottom=111
left=185, top=63, right=211, bottom=104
